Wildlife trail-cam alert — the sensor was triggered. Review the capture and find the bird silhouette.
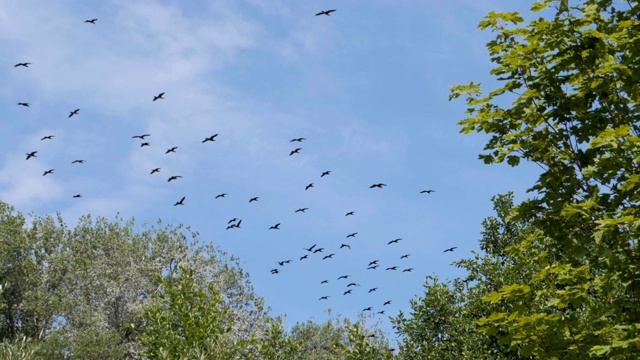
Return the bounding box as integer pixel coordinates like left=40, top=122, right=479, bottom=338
left=141, top=142, right=150, bottom=147
left=444, top=247, right=458, bottom=253
left=277, top=260, right=292, bottom=266
left=368, top=288, right=378, bottom=293
left=14, top=62, right=31, bottom=67
left=377, top=311, right=386, bottom=315
left=270, top=269, right=279, bottom=274
left=319, top=296, right=330, bottom=300
left=387, top=238, right=401, bottom=245
left=202, top=134, right=218, bottom=143
left=346, top=232, right=358, bottom=238
left=321, top=171, right=331, bottom=177
left=295, top=208, right=309, bottom=213
left=71, top=160, right=85, bottom=164
left=215, top=193, right=227, bottom=199
left=400, top=254, right=410, bottom=259
left=337, top=275, right=350, bottom=280
left=322, top=253, right=335, bottom=260
left=165, top=147, right=178, bottom=154
left=368, top=260, right=379, bottom=266
left=17, top=102, right=29, bottom=107
left=403, top=268, right=414, bottom=272
left=343, top=289, right=353, bottom=295
left=228, top=218, right=238, bottom=224
left=370, top=183, right=386, bottom=188
left=304, top=244, right=317, bottom=252
left=41, top=135, right=54, bottom=140
left=289, top=148, right=302, bottom=156
left=173, top=196, right=185, bottom=206
left=420, top=189, right=435, bottom=194
left=153, top=92, right=165, bottom=101
left=300, top=255, right=309, bottom=261
left=305, top=183, right=314, bottom=190
left=249, top=197, right=259, bottom=203
left=362, top=307, right=373, bottom=312
left=345, top=211, right=355, bottom=216
left=269, top=223, right=281, bottom=230
left=132, top=134, right=150, bottom=140
left=73, top=194, right=82, bottom=198
left=290, top=137, right=306, bottom=142
left=150, top=168, right=160, bottom=174
left=85, top=19, right=97, bottom=24
left=68, top=109, right=80, bottom=118
left=383, top=300, right=392, bottom=306
left=167, top=176, right=182, bottom=182
left=340, top=244, right=351, bottom=249
left=385, top=266, right=398, bottom=271
left=42, top=169, right=54, bottom=176
left=347, top=282, right=360, bottom=287
left=316, top=9, right=337, bottom=16
left=26, top=151, right=37, bottom=160
left=313, top=247, right=324, bottom=253
left=367, top=265, right=380, bottom=270
left=320, top=280, right=328, bottom=284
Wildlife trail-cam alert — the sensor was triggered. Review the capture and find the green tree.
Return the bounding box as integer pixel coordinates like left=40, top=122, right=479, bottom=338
left=449, top=0, right=640, bottom=358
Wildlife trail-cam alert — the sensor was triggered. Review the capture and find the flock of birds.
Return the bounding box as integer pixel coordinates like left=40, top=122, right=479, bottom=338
left=10, top=8, right=459, bottom=325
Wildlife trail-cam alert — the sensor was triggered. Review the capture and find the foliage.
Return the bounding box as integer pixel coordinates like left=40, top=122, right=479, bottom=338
left=449, top=0, right=640, bottom=358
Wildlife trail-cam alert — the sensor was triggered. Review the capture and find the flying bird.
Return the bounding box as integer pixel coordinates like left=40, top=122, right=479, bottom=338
left=388, top=238, right=401, bottom=245
left=42, top=169, right=54, bottom=176
left=41, top=135, right=54, bottom=140
left=150, top=168, right=160, bottom=174
left=343, top=289, right=353, bottom=295
left=345, top=211, right=355, bottom=216
left=322, top=253, right=335, bottom=260
left=289, top=148, right=301, bottom=156
left=403, top=268, right=414, bottom=272
left=383, top=300, right=392, bottom=306
left=305, top=183, right=314, bottom=190
left=300, top=255, right=309, bottom=261
left=73, top=194, right=82, bottom=198
left=377, top=311, right=386, bottom=315
left=153, top=92, right=165, bottom=101
left=14, top=62, right=31, bottom=67
left=444, top=247, right=458, bottom=253
left=71, top=160, right=85, bottom=164
left=215, top=193, right=227, bottom=199
left=141, top=142, right=150, bottom=147
left=68, top=109, right=80, bottom=118
left=368, top=288, right=378, bottom=293
left=420, top=189, right=436, bottom=194
left=228, top=218, right=238, bottom=224
left=165, top=147, right=178, bottom=154
left=270, top=269, right=279, bottom=274
left=85, top=19, right=97, bottom=24
left=321, top=171, right=331, bottom=177
left=313, top=247, right=324, bottom=253
left=290, top=137, right=306, bottom=142
left=340, top=244, right=351, bottom=249
left=346, top=232, right=358, bottom=238
left=304, top=244, right=317, bottom=252
left=337, top=275, right=350, bottom=280
left=167, top=175, right=182, bottom=182
left=370, top=183, right=387, bottom=188
left=132, top=134, right=150, bottom=140
left=347, top=283, right=360, bottom=287
left=269, top=223, right=281, bottom=230
left=26, top=151, right=37, bottom=160
left=368, top=260, right=379, bottom=266
left=173, top=196, right=186, bottom=206
left=202, top=134, right=218, bottom=143
left=320, top=280, right=328, bottom=284
left=17, top=102, right=29, bottom=107
left=316, top=9, right=337, bottom=16
left=295, top=208, right=308, bottom=213
left=362, top=307, right=373, bottom=312
left=319, top=296, right=330, bottom=300
left=400, top=254, right=410, bottom=259
left=249, top=197, right=259, bottom=203
left=385, top=266, right=398, bottom=271
left=368, top=265, right=379, bottom=270
left=277, top=260, right=292, bottom=266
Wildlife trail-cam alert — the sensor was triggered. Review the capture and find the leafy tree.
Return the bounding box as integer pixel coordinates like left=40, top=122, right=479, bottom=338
left=449, top=0, right=640, bottom=358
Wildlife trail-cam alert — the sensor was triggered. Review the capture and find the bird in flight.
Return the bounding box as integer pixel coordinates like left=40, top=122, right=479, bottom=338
left=370, top=183, right=387, bottom=188
left=68, top=109, right=80, bottom=118
left=313, top=248, right=325, bottom=254
left=368, top=265, right=380, bottom=270
left=167, top=175, right=182, bottom=182
left=249, top=197, right=259, bottom=203
left=377, top=311, right=386, bottom=315
left=340, top=244, right=351, bottom=249
left=368, top=288, right=378, bottom=293
left=270, top=269, right=279, bottom=275
left=388, top=238, right=401, bottom=245
left=345, top=211, right=355, bottom=216
left=300, top=254, right=308, bottom=261
left=72, top=160, right=85, bottom=164
left=73, top=194, right=82, bottom=198
left=321, top=171, right=331, bottom=177
left=343, top=289, right=353, bottom=295
left=337, top=275, right=350, bottom=280
left=277, top=260, right=292, bottom=266
left=320, top=280, right=328, bottom=284
left=174, top=196, right=186, bottom=206
left=420, top=189, right=435, bottom=194
left=383, top=300, right=392, bottom=306
left=165, top=147, right=178, bottom=154
left=215, top=193, right=227, bottom=199
left=368, top=260, right=379, bottom=266
left=150, top=168, right=160, bottom=174
left=362, top=307, right=373, bottom=312
left=385, top=266, right=398, bottom=271
left=141, top=142, right=150, bottom=147
left=316, top=9, right=336, bottom=16
left=347, top=282, right=360, bottom=287
left=26, top=151, right=37, bottom=160
left=403, top=268, right=414, bottom=272
left=305, top=183, right=314, bottom=190
left=228, top=218, right=238, bottom=224
left=289, top=148, right=301, bottom=156
left=269, top=223, right=281, bottom=230
left=85, top=19, right=97, bottom=24
left=322, top=253, right=335, bottom=260
left=132, top=134, right=150, bottom=140
left=346, top=232, right=358, bottom=238
left=202, top=134, right=218, bottom=143
left=290, top=137, right=306, bottom=142
left=17, top=102, right=30, bottom=107
left=153, top=92, right=165, bottom=101
left=41, top=135, right=54, bottom=140
left=304, top=244, right=317, bottom=252
left=42, top=169, right=54, bottom=176
left=400, top=254, right=410, bottom=259
left=14, top=62, right=31, bottom=67
left=444, top=247, right=458, bottom=253
left=319, top=296, right=330, bottom=300
left=295, top=208, right=308, bottom=213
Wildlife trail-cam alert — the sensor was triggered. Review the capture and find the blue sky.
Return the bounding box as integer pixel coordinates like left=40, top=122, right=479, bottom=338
left=1, top=0, right=542, bottom=341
